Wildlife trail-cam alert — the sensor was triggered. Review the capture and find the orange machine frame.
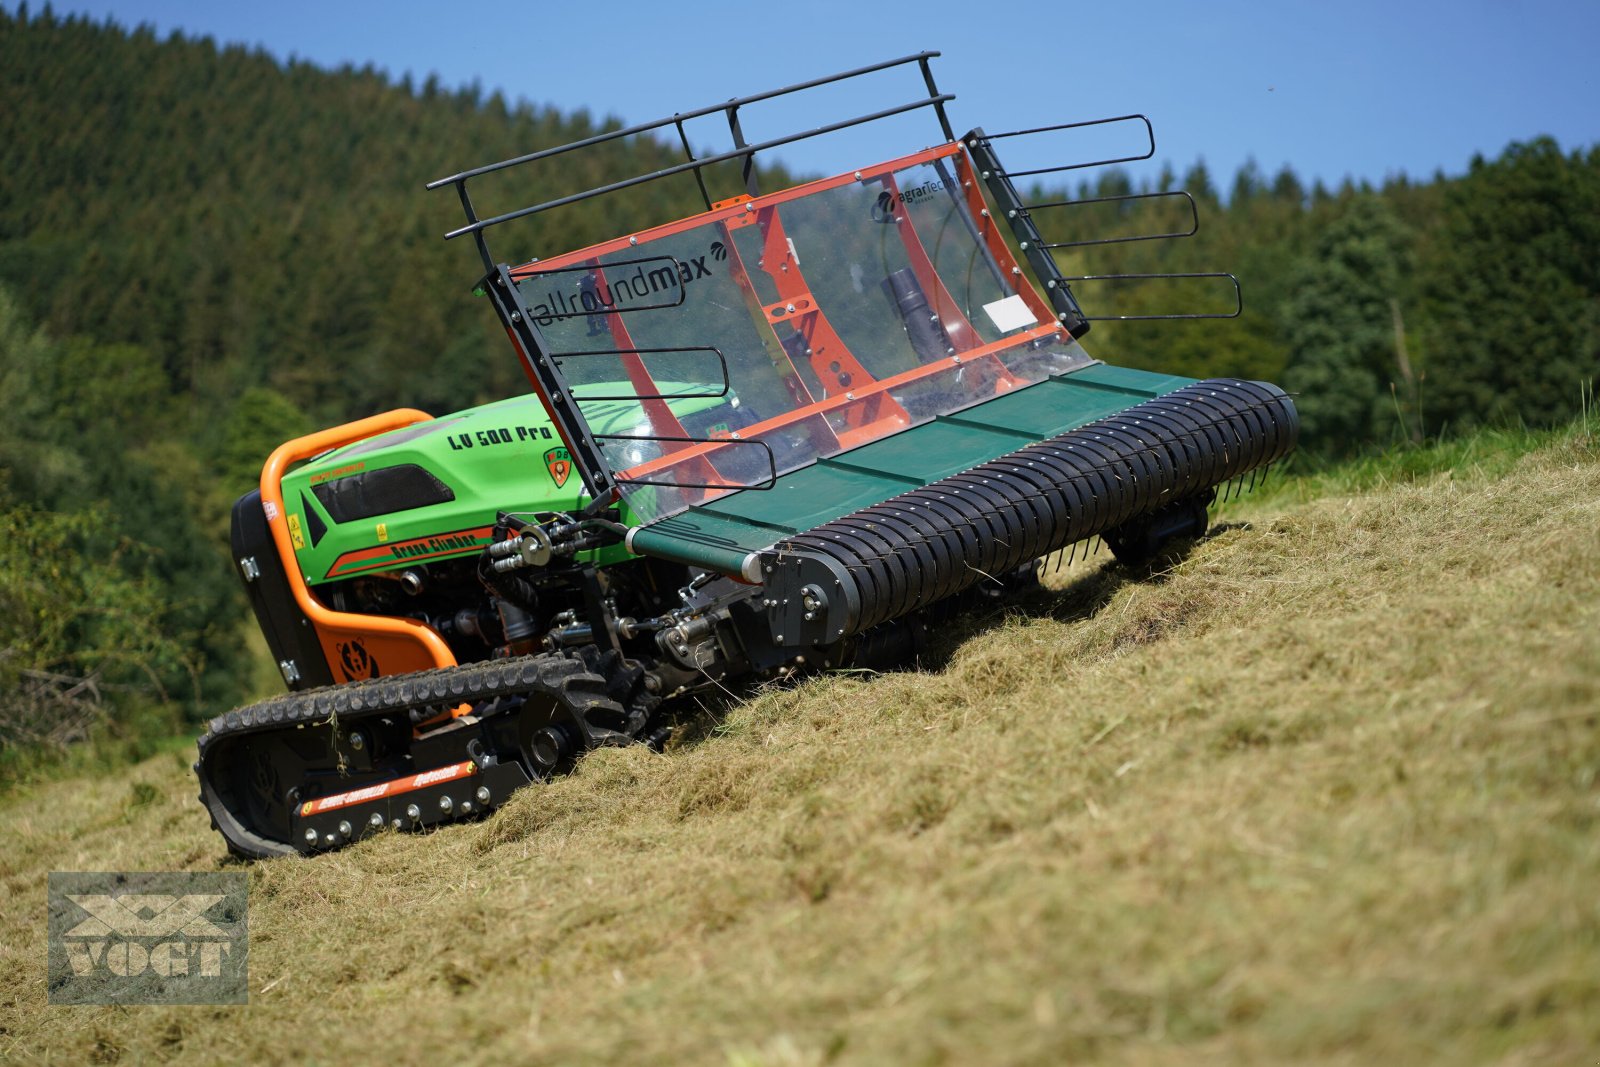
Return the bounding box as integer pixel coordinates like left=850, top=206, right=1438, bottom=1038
left=507, top=142, right=1061, bottom=500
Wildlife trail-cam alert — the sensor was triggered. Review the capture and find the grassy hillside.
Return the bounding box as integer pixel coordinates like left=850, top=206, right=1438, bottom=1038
left=4, top=9, right=1594, bottom=746
left=3, top=424, right=1597, bottom=1064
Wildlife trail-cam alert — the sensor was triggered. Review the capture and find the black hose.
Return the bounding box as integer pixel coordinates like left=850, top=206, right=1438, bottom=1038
left=882, top=268, right=953, bottom=363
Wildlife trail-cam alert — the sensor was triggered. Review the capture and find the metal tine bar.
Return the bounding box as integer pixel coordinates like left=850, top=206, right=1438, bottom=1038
left=673, top=118, right=714, bottom=212
left=555, top=345, right=731, bottom=402
left=918, top=54, right=955, bottom=141
left=455, top=182, right=492, bottom=274
left=1059, top=272, right=1244, bottom=321
left=427, top=52, right=942, bottom=189
left=598, top=435, right=778, bottom=491
left=1027, top=190, right=1199, bottom=250
left=443, top=95, right=956, bottom=241
left=977, top=114, right=1154, bottom=177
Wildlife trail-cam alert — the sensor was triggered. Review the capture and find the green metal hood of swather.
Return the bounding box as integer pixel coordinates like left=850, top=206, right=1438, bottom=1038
left=278, top=386, right=730, bottom=586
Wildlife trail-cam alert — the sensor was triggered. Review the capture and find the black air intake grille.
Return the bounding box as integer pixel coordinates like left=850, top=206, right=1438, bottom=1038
left=311, top=465, right=455, bottom=523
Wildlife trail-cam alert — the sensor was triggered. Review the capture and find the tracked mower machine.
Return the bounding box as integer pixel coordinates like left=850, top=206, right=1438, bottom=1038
left=198, top=54, right=1297, bottom=858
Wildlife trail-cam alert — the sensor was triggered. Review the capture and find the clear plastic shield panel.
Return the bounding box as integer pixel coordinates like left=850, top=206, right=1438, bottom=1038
left=516, top=149, right=1093, bottom=524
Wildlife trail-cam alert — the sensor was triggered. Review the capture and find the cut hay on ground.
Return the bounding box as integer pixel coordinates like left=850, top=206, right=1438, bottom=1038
left=3, top=427, right=1596, bottom=1065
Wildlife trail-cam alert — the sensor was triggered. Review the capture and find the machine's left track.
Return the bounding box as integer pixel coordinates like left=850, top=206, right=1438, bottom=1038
left=195, top=650, right=656, bottom=859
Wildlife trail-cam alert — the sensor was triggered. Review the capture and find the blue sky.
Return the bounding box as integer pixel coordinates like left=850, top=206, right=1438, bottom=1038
left=20, top=0, right=1600, bottom=191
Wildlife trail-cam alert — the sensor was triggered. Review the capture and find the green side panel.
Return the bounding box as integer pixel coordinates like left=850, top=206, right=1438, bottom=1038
left=629, top=363, right=1195, bottom=572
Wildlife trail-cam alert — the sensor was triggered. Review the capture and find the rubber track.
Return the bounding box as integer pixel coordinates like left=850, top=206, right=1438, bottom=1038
left=195, top=653, right=622, bottom=858
left=196, top=653, right=611, bottom=755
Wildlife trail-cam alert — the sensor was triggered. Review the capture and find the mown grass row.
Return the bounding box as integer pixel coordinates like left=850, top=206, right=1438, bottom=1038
left=2, top=421, right=1596, bottom=1065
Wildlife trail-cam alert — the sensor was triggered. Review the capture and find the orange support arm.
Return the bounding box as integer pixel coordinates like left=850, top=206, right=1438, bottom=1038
left=259, top=409, right=459, bottom=683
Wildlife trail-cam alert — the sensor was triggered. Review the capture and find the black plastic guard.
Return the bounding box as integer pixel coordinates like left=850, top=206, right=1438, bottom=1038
left=230, top=489, right=335, bottom=690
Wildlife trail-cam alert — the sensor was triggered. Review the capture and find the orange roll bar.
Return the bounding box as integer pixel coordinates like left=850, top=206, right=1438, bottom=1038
left=259, top=409, right=458, bottom=682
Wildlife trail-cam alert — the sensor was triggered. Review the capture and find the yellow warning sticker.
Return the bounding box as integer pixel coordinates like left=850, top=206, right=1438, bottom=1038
left=376, top=523, right=389, bottom=543
left=287, top=513, right=305, bottom=550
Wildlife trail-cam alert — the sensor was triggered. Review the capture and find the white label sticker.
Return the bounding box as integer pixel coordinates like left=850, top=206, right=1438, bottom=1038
left=262, top=500, right=279, bottom=520
left=982, top=294, right=1039, bottom=333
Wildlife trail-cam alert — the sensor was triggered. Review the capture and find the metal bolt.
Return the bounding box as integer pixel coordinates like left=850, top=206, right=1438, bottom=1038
left=629, top=235, right=638, bottom=245
left=460, top=800, right=473, bottom=814
left=982, top=170, right=992, bottom=180
left=337, top=820, right=352, bottom=837
left=304, top=828, right=318, bottom=845
left=744, top=203, right=753, bottom=213
left=348, top=731, right=365, bottom=751
left=854, top=170, right=862, bottom=180
left=476, top=787, right=491, bottom=804
left=980, top=209, right=990, bottom=218
left=804, top=612, right=815, bottom=621
left=1007, top=209, right=1017, bottom=219
left=785, top=303, right=795, bottom=313
left=846, top=392, right=856, bottom=401
left=510, top=311, right=521, bottom=321
left=439, top=795, right=453, bottom=813
left=369, top=812, right=384, bottom=828
left=1047, top=280, right=1057, bottom=289
left=1058, top=312, right=1069, bottom=320
left=324, top=833, right=336, bottom=846
left=1012, top=267, right=1023, bottom=275
left=391, top=818, right=403, bottom=831
left=406, top=803, right=421, bottom=821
